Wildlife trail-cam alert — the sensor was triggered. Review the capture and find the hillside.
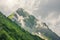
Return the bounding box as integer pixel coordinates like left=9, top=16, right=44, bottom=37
left=0, top=12, right=44, bottom=40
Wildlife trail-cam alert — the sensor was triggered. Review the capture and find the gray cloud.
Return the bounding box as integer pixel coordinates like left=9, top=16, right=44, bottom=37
left=34, top=0, right=60, bottom=18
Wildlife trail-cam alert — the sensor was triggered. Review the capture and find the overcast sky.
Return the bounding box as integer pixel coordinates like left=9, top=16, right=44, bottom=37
left=0, top=0, right=60, bottom=36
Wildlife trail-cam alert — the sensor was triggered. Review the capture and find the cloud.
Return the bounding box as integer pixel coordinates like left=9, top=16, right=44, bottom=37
left=45, top=12, right=57, bottom=25
left=0, top=0, right=60, bottom=36
left=32, top=0, right=60, bottom=36
left=0, top=0, right=41, bottom=16
left=33, top=0, right=60, bottom=18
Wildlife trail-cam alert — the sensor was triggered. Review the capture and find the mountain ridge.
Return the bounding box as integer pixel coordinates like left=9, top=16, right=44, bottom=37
left=8, top=8, right=60, bottom=40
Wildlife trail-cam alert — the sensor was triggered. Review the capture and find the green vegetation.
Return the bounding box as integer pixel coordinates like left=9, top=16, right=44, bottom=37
left=0, top=12, right=44, bottom=40
left=8, top=13, right=14, bottom=19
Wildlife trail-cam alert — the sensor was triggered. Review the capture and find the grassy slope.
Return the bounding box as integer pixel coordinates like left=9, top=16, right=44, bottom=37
left=8, top=13, right=14, bottom=19
left=0, top=12, right=44, bottom=40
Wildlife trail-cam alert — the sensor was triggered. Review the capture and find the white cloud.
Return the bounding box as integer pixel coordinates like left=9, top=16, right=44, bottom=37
left=45, top=12, right=57, bottom=25
left=0, top=0, right=41, bottom=16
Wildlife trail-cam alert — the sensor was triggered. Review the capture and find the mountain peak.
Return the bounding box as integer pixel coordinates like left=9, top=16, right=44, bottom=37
left=8, top=8, right=60, bottom=40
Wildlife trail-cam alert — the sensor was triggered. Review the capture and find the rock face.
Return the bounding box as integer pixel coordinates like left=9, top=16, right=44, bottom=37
left=8, top=8, right=60, bottom=40
left=0, top=12, right=43, bottom=40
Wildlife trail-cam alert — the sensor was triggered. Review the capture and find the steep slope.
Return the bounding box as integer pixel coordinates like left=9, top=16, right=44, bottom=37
left=8, top=8, right=60, bottom=40
left=0, top=12, right=44, bottom=40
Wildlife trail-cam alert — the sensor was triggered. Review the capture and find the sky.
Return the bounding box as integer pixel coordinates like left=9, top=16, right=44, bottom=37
left=0, top=0, right=60, bottom=36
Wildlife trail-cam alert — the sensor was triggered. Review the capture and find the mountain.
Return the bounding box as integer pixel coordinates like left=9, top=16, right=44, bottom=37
left=0, top=12, right=44, bottom=40
left=8, top=8, right=60, bottom=40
